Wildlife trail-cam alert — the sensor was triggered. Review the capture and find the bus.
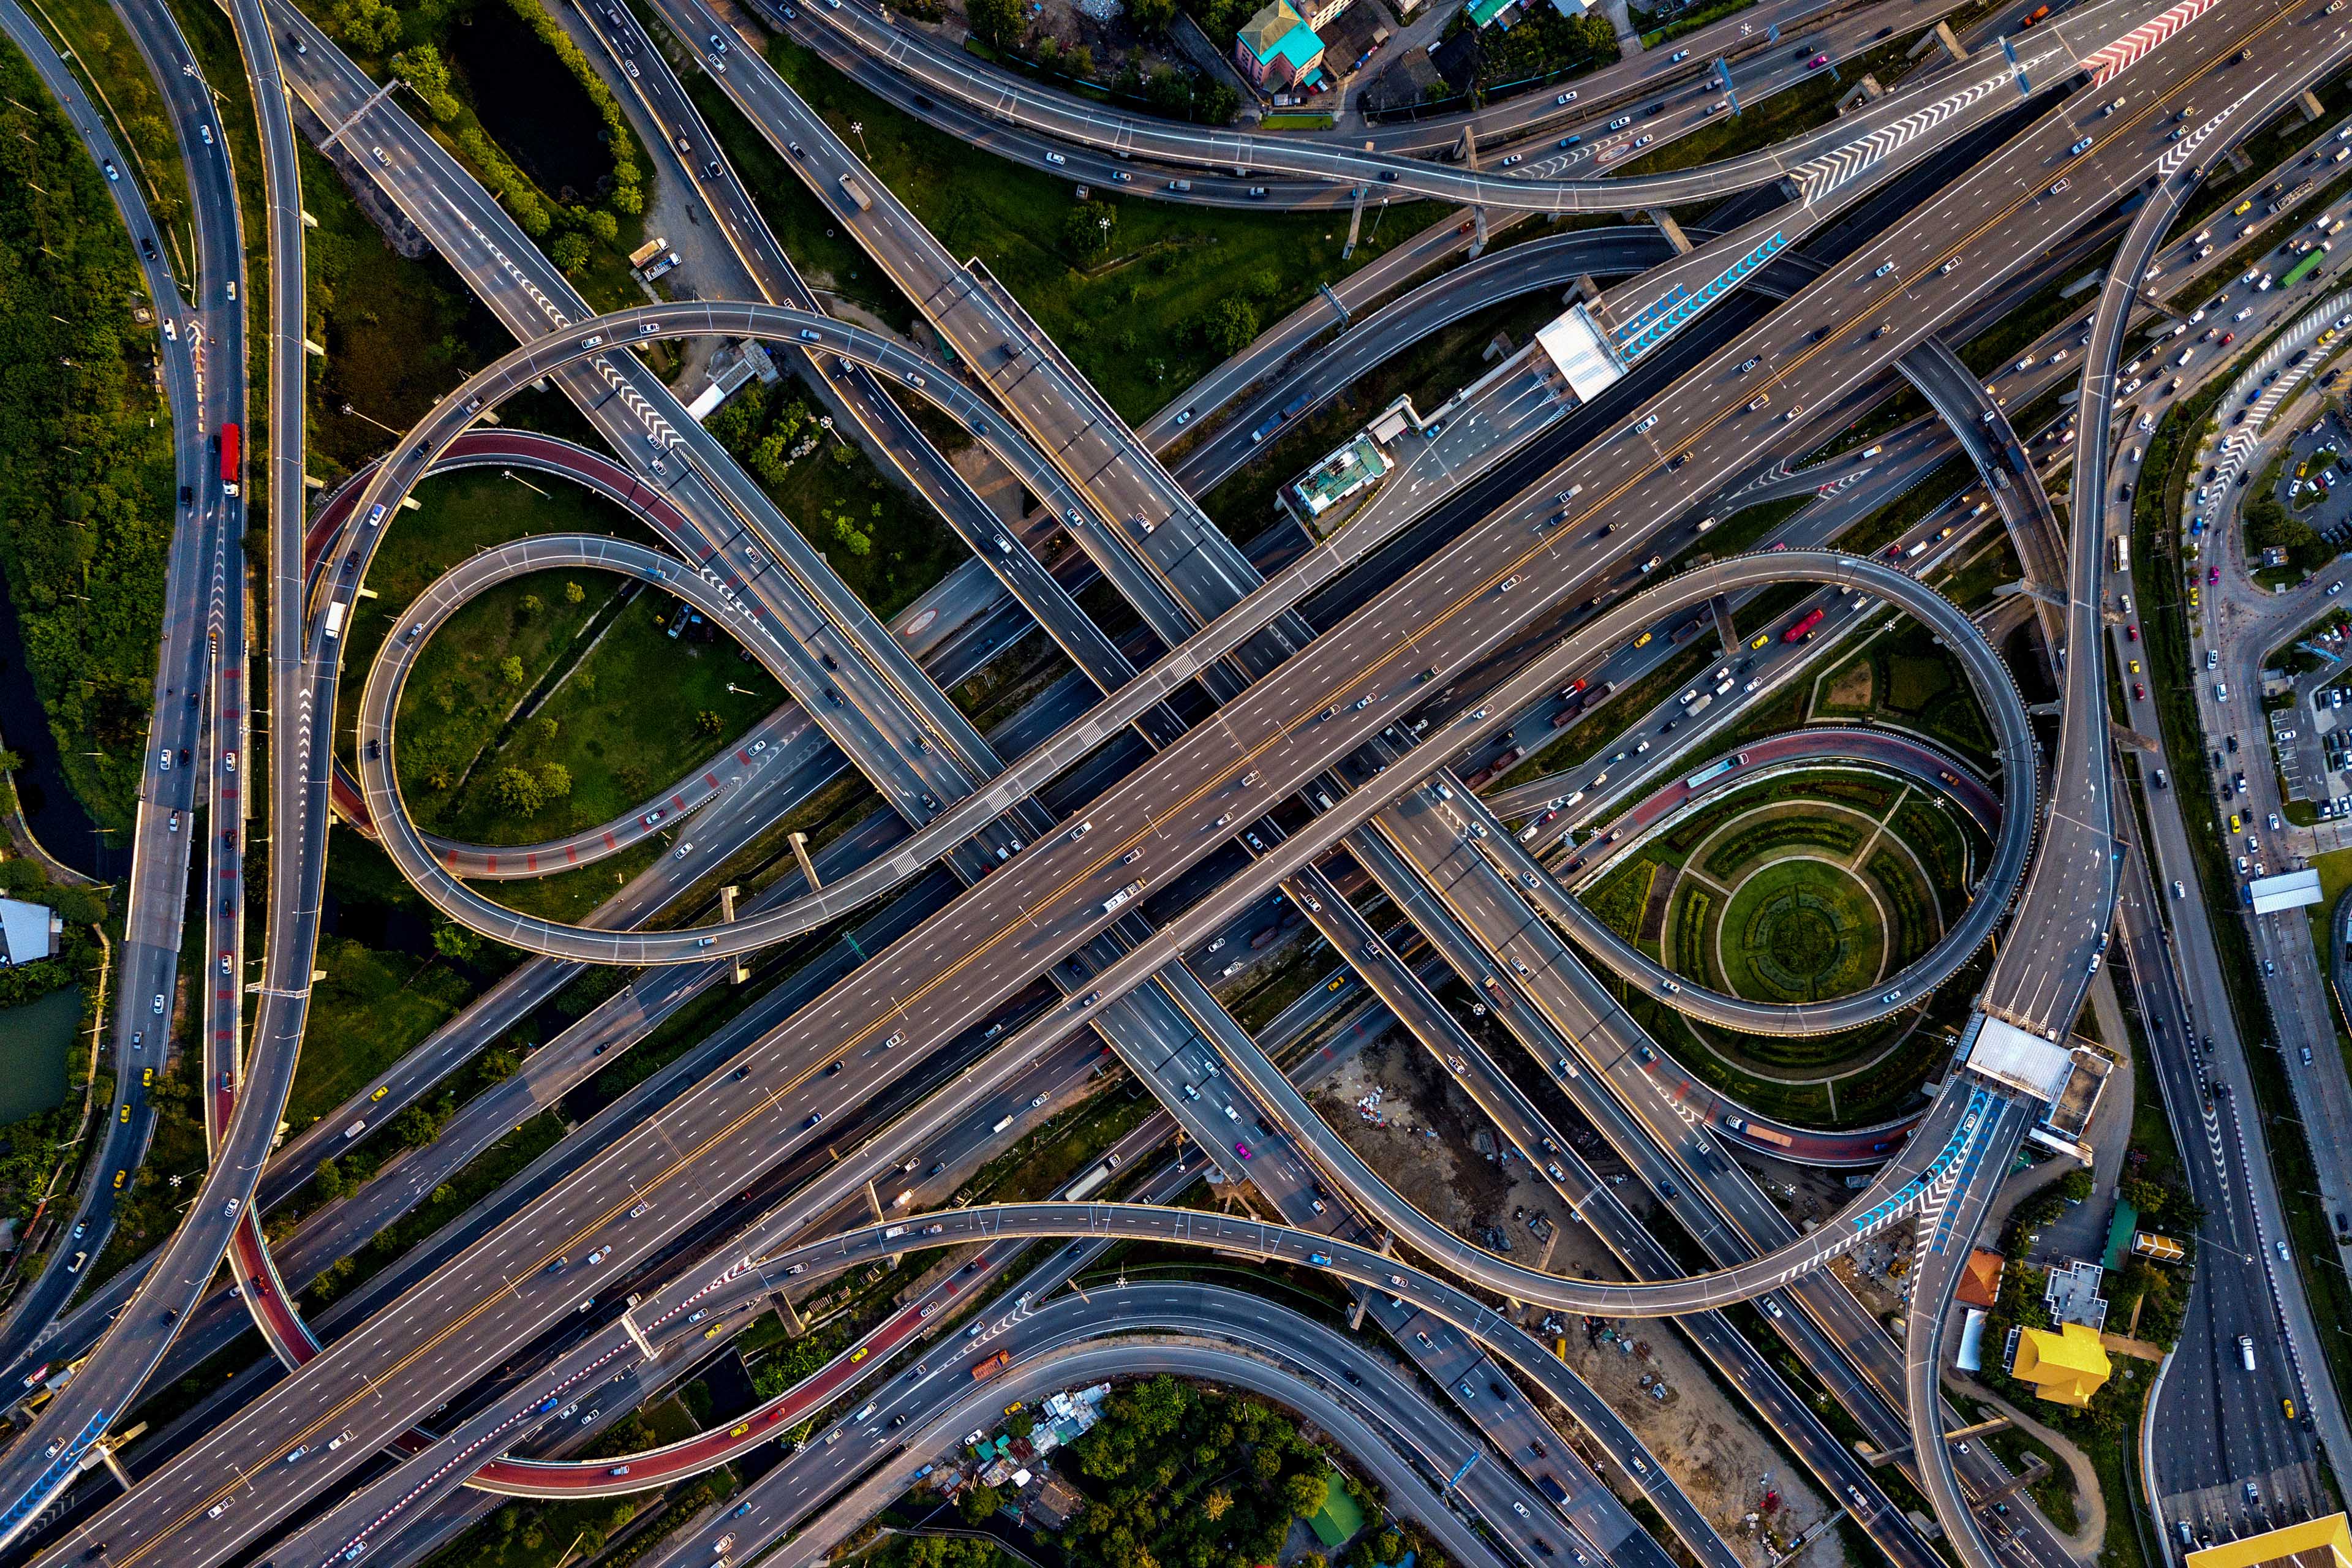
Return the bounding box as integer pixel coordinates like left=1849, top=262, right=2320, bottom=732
left=1782, top=608, right=1825, bottom=643
left=1686, top=753, right=1746, bottom=791
left=2112, top=535, right=2132, bottom=573
left=2283, top=249, right=2326, bottom=289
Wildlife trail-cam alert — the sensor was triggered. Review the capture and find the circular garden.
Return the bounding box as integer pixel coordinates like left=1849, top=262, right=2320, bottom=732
left=1575, top=766, right=1996, bottom=1119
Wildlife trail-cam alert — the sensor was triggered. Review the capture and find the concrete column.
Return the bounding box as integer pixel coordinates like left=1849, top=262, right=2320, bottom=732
left=1470, top=206, right=1489, bottom=256
left=2303, top=89, right=2328, bottom=123
left=720, top=884, right=747, bottom=984
left=1712, top=594, right=1740, bottom=652
left=790, top=831, right=821, bottom=892
left=1344, top=183, right=1369, bottom=259
left=774, top=1294, right=805, bottom=1336
left=1648, top=210, right=1692, bottom=254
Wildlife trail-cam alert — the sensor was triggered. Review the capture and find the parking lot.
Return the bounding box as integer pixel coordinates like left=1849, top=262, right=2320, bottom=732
left=2279, top=412, right=2352, bottom=545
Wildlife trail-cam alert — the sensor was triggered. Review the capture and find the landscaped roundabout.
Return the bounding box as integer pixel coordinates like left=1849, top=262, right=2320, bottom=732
left=1578, top=763, right=1994, bottom=1120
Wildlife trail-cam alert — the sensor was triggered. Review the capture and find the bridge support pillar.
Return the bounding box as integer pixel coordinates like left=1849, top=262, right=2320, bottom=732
left=1457, top=123, right=1478, bottom=165
left=620, top=1310, right=657, bottom=1360
left=1470, top=206, right=1489, bottom=257
left=790, top=831, right=822, bottom=894
left=98, top=1446, right=132, bottom=1490
left=2304, top=89, right=2329, bottom=123
left=1712, top=594, right=1740, bottom=653
left=303, top=339, right=326, bottom=358
left=1344, top=183, right=1369, bottom=260
left=774, top=1292, right=806, bottom=1336
left=1348, top=1296, right=1366, bottom=1331
left=1648, top=210, right=1692, bottom=255
left=720, top=884, right=748, bottom=984
left=1909, top=22, right=1965, bottom=61
left=1835, top=74, right=1883, bottom=115
left=865, top=1179, right=886, bottom=1221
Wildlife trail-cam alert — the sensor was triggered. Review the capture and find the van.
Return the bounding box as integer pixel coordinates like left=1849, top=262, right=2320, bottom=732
left=2239, top=1335, right=2257, bottom=1371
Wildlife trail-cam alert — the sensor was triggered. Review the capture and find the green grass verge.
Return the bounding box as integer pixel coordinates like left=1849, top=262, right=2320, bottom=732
left=413, top=589, right=784, bottom=844
left=758, top=33, right=1414, bottom=423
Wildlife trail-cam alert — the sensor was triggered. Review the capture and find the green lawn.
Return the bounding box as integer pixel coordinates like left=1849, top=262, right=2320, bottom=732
left=300, top=143, right=504, bottom=481
left=420, top=592, right=784, bottom=845
left=293, top=937, right=478, bottom=1129
left=1713, top=857, right=1887, bottom=1003
left=1813, top=617, right=1997, bottom=770
left=760, top=35, right=1414, bottom=423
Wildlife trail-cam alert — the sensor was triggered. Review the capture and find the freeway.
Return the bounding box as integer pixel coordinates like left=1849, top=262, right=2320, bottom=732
left=0, top=0, right=225, bottom=1374
left=18, top=0, right=2352, bottom=1561
left=770, top=0, right=2130, bottom=209
left=27, top=12, right=2306, bottom=1535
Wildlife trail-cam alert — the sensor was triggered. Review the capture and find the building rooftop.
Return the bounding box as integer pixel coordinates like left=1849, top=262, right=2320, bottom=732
left=2010, top=1322, right=2111, bottom=1408
left=2187, top=1513, right=2352, bottom=1568
left=1289, top=432, right=1390, bottom=518
left=0, top=899, right=59, bottom=967
left=1240, top=0, right=1324, bottom=68
left=2248, top=868, right=2324, bottom=914
left=2043, top=1257, right=2108, bottom=1332
left=1966, top=1015, right=2076, bottom=1104
left=1534, top=304, right=1626, bottom=403
left=1955, top=1248, right=2005, bottom=1310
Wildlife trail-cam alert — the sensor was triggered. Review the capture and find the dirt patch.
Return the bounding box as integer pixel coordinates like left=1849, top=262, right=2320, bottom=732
left=1310, top=1032, right=1520, bottom=1234
left=1825, top=661, right=1874, bottom=711
left=1546, top=1322, right=1838, bottom=1563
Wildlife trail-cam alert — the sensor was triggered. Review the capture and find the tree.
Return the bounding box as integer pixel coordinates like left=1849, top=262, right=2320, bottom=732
left=564, top=581, right=586, bottom=605
left=1062, top=202, right=1118, bottom=261
left=695, top=710, right=725, bottom=737
left=548, top=232, right=590, bottom=274
left=498, top=654, right=527, bottom=685
left=535, top=761, right=573, bottom=801
left=1198, top=81, right=1240, bottom=125
left=1145, top=66, right=1194, bottom=117
left=1204, top=296, right=1260, bottom=355
left=479, top=1048, right=519, bottom=1082
left=958, top=1483, right=1005, bottom=1524
left=1036, top=35, right=1063, bottom=66
left=1068, top=43, right=1095, bottom=77
left=0, top=748, right=21, bottom=775
left=519, top=593, right=544, bottom=618
left=391, top=44, right=459, bottom=120
left=967, top=0, right=1025, bottom=49
left=1202, top=1488, right=1232, bottom=1521
left=331, top=0, right=402, bottom=51
left=2056, top=1167, right=2095, bottom=1204
left=432, top=922, right=482, bottom=963
left=314, top=1156, right=345, bottom=1201
left=1006, top=1409, right=1036, bottom=1438
left=1128, top=0, right=1177, bottom=32
left=491, top=766, right=543, bottom=819
left=393, top=1106, right=439, bottom=1148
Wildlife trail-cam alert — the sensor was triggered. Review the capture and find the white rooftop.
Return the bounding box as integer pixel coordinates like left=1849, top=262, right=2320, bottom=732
left=0, top=899, right=56, bottom=967
left=2247, top=867, right=2323, bottom=914
left=1534, top=304, right=1625, bottom=405
left=1966, top=1014, right=2076, bottom=1104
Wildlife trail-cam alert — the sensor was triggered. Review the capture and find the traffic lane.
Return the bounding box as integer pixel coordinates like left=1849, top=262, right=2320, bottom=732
left=41, top=18, right=2277, bottom=1542
left=1381, top=802, right=2066, bottom=1561
left=755, top=1340, right=1512, bottom=1568
left=0, top=0, right=219, bottom=1368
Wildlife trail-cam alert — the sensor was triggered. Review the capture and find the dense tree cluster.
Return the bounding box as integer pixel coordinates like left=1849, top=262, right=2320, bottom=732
left=0, top=56, right=179, bottom=831
left=2244, top=491, right=2334, bottom=576
left=330, top=0, right=646, bottom=265
left=1051, top=1376, right=1403, bottom=1568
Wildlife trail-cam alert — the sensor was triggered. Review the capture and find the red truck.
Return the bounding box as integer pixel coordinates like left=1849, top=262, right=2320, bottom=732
left=219, top=422, right=241, bottom=497
left=971, top=1351, right=1012, bottom=1381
